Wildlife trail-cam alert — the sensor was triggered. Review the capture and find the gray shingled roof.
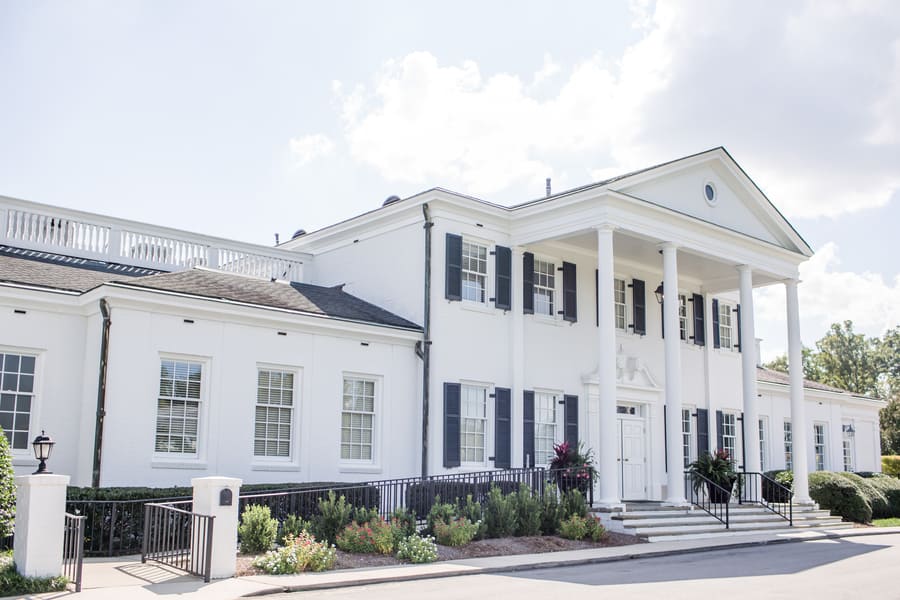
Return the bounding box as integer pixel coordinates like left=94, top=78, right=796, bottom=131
left=114, top=269, right=421, bottom=330
left=756, top=366, right=874, bottom=399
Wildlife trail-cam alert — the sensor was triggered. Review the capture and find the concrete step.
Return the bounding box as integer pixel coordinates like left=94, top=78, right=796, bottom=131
left=619, top=513, right=790, bottom=528
left=642, top=521, right=853, bottom=542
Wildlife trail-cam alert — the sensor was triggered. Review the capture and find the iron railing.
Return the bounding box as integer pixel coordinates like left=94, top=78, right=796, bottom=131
left=684, top=471, right=732, bottom=527
left=684, top=470, right=794, bottom=529
left=62, top=512, right=85, bottom=592
left=141, top=501, right=214, bottom=583
left=67, top=496, right=191, bottom=556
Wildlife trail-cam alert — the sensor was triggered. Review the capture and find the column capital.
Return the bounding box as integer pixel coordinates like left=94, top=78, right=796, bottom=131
left=736, top=264, right=753, bottom=274
left=593, top=223, right=616, bottom=233
left=782, top=277, right=801, bottom=287
left=657, top=241, right=679, bottom=252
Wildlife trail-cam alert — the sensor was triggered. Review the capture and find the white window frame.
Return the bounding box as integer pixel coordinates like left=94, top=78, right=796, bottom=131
left=460, top=383, right=492, bottom=467
left=842, top=423, right=855, bottom=472
left=0, top=348, right=42, bottom=457
left=340, top=374, right=380, bottom=466
left=461, top=240, right=489, bottom=304
left=678, top=294, right=689, bottom=342
left=252, top=365, right=301, bottom=468
left=783, top=420, right=793, bottom=471
left=534, top=391, right=561, bottom=466
left=614, top=278, right=627, bottom=331
left=758, top=417, right=768, bottom=472
left=533, top=258, right=557, bottom=318
left=719, top=303, right=735, bottom=351
left=813, top=423, right=827, bottom=471
left=153, top=355, right=209, bottom=462
left=721, top=412, right=737, bottom=462
left=682, top=407, right=694, bottom=468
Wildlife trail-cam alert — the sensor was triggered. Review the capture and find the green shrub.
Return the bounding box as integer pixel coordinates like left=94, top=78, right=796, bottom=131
left=396, top=534, right=438, bottom=563
left=389, top=507, right=417, bottom=542
left=483, top=486, right=517, bottom=538
left=809, top=471, right=872, bottom=523
left=558, top=515, right=607, bottom=542
left=238, top=505, right=278, bottom=553
left=883, top=456, right=900, bottom=478
left=866, top=475, right=900, bottom=516
left=561, top=489, right=588, bottom=520
left=335, top=518, right=396, bottom=555
left=351, top=506, right=379, bottom=525
left=456, top=495, right=486, bottom=540
left=837, top=472, right=889, bottom=518
left=0, top=552, right=67, bottom=596
left=433, top=517, right=480, bottom=546
left=540, top=484, right=562, bottom=535
left=310, top=491, right=354, bottom=544
left=0, top=430, right=14, bottom=539
left=762, top=470, right=793, bottom=503
left=425, top=500, right=458, bottom=536
left=514, top=483, right=542, bottom=537
left=252, top=532, right=336, bottom=573
left=278, top=514, right=310, bottom=545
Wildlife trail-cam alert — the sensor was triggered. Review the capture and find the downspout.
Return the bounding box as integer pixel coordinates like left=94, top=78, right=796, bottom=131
left=91, top=298, right=111, bottom=487
left=419, top=203, right=434, bottom=478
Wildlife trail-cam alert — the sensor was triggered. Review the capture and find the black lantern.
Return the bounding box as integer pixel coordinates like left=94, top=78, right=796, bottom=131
left=654, top=282, right=665, bottom=305
left=31, top=430, right=55, bottom=475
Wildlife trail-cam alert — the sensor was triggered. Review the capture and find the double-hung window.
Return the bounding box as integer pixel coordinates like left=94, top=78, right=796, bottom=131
left=461, top=241, right=488, bottom=303
left=460, top=385, right=488, bottom=464
left=156, top=359, right=203, bottom=455
left=535, top=392, right=559, bottom=465
left=842, top=425, right=855, bottom=472
left=614, top=279, right=627, bottom=330
left=721, top=412, right=737, bottom=461
left=255, top=368, right=295, bottom=459
left=533, top=260, right=555, bottom=316
left=783, top=421, right=793, bottom=471
left=758, top=418, right=767, bottom=471
left=0, top=352, right=36, bottom=450
left=678, top=294, right=688, bottom=341
left=341, top=377, right=376, bottom=461
left=813, top=423, right=827, bottom=471
left=719, top=304, right=734, bottom=350
left=682, top=408, right=693, bottom=468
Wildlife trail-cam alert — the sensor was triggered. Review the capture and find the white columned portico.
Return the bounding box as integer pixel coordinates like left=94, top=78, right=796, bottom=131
left=738, top=266, right=761, bottom=473
left=595, top=225, right=621, bottom=507
left=661, top=243, right=687, bottom=505
left=785, top=279, right=812, bottom=503
left=511, top=246, right=526, bottom=467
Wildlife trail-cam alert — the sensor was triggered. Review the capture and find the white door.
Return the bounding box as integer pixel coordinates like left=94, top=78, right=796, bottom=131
left=618, top=417, right=647, bottom=500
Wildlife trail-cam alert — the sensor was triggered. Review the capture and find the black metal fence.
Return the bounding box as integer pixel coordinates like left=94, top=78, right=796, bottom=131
left=62, top=512, right=85, bottom=592
left=141, top=501, right=214, bottom=583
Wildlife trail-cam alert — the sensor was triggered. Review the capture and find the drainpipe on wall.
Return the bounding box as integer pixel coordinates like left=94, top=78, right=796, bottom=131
left=420, top=203, right=433, bottom=478
left=91, top=298, right=111, bottom=487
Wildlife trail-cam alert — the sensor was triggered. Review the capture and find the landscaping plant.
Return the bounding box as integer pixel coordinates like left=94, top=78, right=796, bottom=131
left=0, top=552, right=67, bottom=596
left=558, top=515, right=607, bottom=542
left=561, top=489, right=588, bottom=520
left=432, top=517, right=480, bottom=546
left=425, top=499, right=458, bottom=536
left=252, top=532, right=336, bottom=573
left=539, top=484, right=562, bottom=535
left=311, top=491, right=353, bottom=544
left=513, top=483, right=543, bottom=536
left=335, top=518, right=396, bottom=555
left=278, top=514, right=311, bottom=545
left=483, top=485, right=517, bottom=538
left=395, top=534, right=438, bottom=563
left=456, top=494, right=487, bottom=540
left=0, top=430, right=15, bottom=539
left=238, top=505, right=278, bottom=553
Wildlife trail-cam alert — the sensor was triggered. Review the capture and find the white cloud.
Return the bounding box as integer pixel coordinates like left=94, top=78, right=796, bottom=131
left=289, top=134, right=335, bottom=166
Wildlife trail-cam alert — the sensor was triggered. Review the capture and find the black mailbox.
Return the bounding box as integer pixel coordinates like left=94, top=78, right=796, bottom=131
left=219, top=488, right=233, bottom=506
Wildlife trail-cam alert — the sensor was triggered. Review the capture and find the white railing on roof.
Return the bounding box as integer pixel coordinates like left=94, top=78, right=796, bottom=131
left=0, top=196, right=309, bottom=282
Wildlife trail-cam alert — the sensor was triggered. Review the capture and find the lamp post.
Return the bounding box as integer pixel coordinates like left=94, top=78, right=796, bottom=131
left=31, top=430, right=55, bottom=475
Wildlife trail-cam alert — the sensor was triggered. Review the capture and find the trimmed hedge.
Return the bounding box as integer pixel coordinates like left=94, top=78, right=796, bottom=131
left=762, top=470, right=793, bottom=503
left=808, top=471, right=872, bottom=523
left=836, top=472, right=889, bottom=518
left=883, top=456, right=900, bottom=478
left=866, top=474, right=900, bottom=516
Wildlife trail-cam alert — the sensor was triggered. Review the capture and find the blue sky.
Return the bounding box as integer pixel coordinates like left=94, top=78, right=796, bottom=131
left=1, top=0, right=898, bottom=359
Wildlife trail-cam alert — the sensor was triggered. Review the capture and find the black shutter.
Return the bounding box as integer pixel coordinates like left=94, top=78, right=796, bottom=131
left=523, top=390, right=535, bottom=468
left=494, top=388, right=511, bottom=469
left=523, top=252, right=534, bottom=315
left=443, top=383, right=461, bottom=467
left=494, top=246, right=512, bottom=311
left=712, top=299, right=721, bottom=348
left=661, top=297, right=665, bottom=339
left=716, top=410, right=724, bottom=452
left=445, top=234, right=462, bottom=301
left=696, top=408, right=709, bottom=457
left=562, top=261, right=577, bottom=322
left=735, top=303, right=743, bottom=352
left=631, top=279, right=646, bottom=335
left=564, top=395, right=578, bottom=447
left=663, top=405, right=668, bottom=473
left=692, top=293, right=705, bottom=346
left=595, top=270, right=599, bottom=327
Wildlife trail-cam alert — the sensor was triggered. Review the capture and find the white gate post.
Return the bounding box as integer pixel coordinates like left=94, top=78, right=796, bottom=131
left=191, top=476, right=241, bottom=579
left=13, top=474, right=70, bottom=578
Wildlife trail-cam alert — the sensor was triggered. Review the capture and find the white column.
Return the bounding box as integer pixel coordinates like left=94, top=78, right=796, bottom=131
left=785, top=279, right=812, bottom=503
left=192, top=476, right=242, bottom=579
left=738, top=266, right=761, bottom=473
left=511, top=246, right=525, bottom=467
left=661, top=243, right=686, bottom=505
left=595, top=225, right=620, bottom=506
left=14, top=474, right=70, bottom=578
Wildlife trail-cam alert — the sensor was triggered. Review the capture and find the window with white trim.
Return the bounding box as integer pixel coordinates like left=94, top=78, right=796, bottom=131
left=842, top=425, right=855, bottom=472
left=460, top=385, right=488, bottom=464
left=721, top=412, right=737, bottom=461
left=156, top=359, right=203, bottom=455
left=614, top=278, right=627, bottom=330
left=814, top=423, right=827, bottom=471
left=254, top=368, right=295, bottom=459
left=784, top=420, right=793, bottom=471
left=719, top=304, right=734, bottom=350
left=682, top=408, right=693, bottom=468
left=341, top=377, right=375, bottom=461
left=533, top=259, right=555, bottom=316
left=758, top=418, right=767, bottom=471
left=0, top=352, right=35, bottom=450
left=535, top=392, right=559, bottom=465
left=461, top=241, right=488, bottom=303
left=678, top=294, right=688, bottom=341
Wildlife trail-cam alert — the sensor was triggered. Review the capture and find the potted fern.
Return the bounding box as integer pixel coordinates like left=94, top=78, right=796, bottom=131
left=687, top=449, right=737, bottom=503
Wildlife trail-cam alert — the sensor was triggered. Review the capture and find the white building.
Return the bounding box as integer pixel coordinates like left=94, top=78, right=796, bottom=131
left=0, top=147, right=883, bottom=505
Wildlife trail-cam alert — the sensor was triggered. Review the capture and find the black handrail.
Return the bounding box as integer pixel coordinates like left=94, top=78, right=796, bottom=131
left=684, top=471, right=732, bottom=528
left=741, top=472, right=793, bottom=525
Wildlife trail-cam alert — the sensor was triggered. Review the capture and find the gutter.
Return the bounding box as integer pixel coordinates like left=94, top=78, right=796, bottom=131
left=91, top=298, right=111, bottom=487
left=418, top=203, right=434, bottom=478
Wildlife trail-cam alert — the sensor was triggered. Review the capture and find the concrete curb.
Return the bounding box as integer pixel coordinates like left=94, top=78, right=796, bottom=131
left=240, top=527, right=900, bottom=597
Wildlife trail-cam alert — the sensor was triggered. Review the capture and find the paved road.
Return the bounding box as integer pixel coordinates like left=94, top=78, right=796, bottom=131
left=265, top=533, right=900, bottom=600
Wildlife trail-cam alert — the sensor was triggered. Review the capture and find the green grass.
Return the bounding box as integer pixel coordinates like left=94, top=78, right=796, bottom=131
left=0, top=550, right=68, bottom=596
left=872, top=518, right=900, bottom=527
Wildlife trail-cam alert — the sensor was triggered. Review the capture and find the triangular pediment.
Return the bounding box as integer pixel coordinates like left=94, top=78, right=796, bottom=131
left=582, top=345, right=660, bottom=389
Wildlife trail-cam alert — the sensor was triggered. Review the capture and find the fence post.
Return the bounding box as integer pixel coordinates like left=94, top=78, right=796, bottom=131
left=13, top=474, right=70, bottom=577
left=191, top=476, right=241, bottom=579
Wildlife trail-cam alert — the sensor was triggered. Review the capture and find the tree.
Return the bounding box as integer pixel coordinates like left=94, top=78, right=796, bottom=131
left=881, top=397, right=900, bottom=455
left=0, top=429, right=15, bottom=538
left=762, top=346, right=821, bottom=381
left=814, top=321, right=880, bottom=396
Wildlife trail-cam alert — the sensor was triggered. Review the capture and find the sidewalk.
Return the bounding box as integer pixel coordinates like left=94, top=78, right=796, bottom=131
left=12, top=526, right=900, bottom=600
